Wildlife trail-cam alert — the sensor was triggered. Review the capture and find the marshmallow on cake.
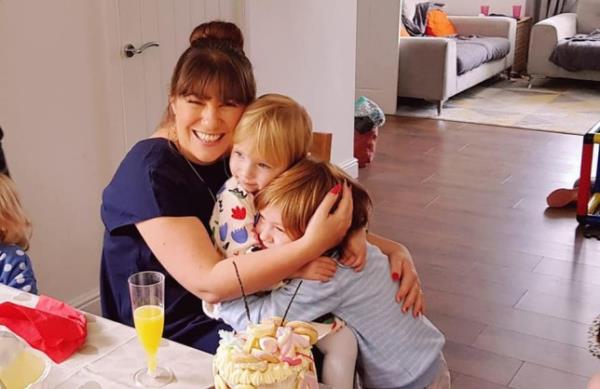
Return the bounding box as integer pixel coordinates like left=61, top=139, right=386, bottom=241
left=213, top=317, right=319, bottom=389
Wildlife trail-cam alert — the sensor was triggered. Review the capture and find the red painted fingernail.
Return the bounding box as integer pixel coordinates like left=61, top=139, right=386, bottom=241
left=392, top=272, right=400, bottom=281
left=330, top=184, right=342, bottom=194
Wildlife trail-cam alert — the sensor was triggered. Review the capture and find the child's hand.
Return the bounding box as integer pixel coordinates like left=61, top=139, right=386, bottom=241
left=291, top=257, right=337, bottom=282
left=389, top=250, right=424, bottom=318
left=340, top=227, right=367, bottom=272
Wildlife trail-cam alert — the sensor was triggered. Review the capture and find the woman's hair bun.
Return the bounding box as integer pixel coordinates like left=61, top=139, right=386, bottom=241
left=189, top=20, right=244, bottom=50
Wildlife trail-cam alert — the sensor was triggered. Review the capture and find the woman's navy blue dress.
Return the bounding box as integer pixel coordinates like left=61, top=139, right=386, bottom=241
left=100, top=138, right=231, bottom=353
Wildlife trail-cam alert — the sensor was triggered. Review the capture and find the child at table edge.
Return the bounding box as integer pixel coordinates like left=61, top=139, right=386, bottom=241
left=0, top=173, right=38, bottom=294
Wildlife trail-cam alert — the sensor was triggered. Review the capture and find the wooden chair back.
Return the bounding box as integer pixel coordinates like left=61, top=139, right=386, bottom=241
left=310, top=132, right=332, bottom=161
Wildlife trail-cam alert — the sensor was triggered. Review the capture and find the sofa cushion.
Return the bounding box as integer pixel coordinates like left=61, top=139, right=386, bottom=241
left=577, top=0, right=600, bottom=34
left=456, top=37, right=510, bottom=74
left=550, top=30, right=600, bottom=71
left=426, top=8, right=458, bottom=37
left=403, top=0, right=419, bottom=22
left=403, top=2, right=441, bottom=36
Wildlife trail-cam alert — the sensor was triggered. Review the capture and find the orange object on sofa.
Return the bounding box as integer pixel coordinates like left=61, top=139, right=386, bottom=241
left=400, top=25, right=410, bottom=37
left=425, top=8, right=457, bottom=37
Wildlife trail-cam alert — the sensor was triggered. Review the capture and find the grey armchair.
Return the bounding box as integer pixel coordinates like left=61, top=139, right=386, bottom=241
left=527, top=0, right=600, bottom=86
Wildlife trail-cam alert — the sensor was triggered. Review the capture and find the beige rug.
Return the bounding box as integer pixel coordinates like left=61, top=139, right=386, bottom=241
left=395, top=76, right=600, bottom=135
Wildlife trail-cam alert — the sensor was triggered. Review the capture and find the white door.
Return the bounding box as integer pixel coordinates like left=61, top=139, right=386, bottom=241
left=355, top=0, right=401, bottom=114
left=115, top=0, right=243, bottom=149
left=0, top=0, right=244, bottom=306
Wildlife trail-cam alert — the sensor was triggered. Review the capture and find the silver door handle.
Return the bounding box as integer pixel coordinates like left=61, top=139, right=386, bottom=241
left=123, top=42, right=159, bottom=58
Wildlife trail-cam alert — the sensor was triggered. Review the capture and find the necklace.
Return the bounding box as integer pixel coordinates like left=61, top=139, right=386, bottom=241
left=183, top=156, right=217, bottom=203
left=169, top=131, right=229, bottom=203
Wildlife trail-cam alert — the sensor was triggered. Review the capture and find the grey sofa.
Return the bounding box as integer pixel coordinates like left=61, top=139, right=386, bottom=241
left=527, top=0, right=600, bottom=86
left=397, top=16, right=516, bottom=114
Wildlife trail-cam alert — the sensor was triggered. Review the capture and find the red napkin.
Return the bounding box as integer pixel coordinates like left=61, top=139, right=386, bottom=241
left=0, top=295, right=87, bottom=363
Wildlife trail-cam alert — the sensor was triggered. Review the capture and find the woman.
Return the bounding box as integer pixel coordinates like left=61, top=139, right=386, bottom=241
left=100, top=21, right=423, bottom=353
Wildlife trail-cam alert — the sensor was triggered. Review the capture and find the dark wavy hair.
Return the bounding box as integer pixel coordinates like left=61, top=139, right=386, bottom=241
left=160, top=21, right=256, bottom=128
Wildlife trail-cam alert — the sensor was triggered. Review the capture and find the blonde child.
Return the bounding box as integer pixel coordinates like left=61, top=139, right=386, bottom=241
left=207, top=93, right=359, bottom=388
left=209, top=93, right=313, bottom=257
left=0, top=174, right=37, bottom=294
left=215, top=159, right=449, bottom=389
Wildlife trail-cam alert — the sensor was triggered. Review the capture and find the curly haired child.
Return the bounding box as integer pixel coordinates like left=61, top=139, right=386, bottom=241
left=0, top=173, right=37, bottom=294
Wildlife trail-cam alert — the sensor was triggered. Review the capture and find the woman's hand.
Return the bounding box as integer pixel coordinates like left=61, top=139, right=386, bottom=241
left=389, top=250, right=424, bottom=318
left=340, top=227, right=367, bottom=272
left=291, top=257, right=337, bottom=282
left=303, top=182, right=353, bottom=252
left=366, top=232, right=424, bottom=318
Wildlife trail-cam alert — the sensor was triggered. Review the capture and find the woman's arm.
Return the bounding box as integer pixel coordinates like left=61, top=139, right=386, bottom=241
left=137, top=183, right=353, bottom=304
left=367, top=232, right=424, bottom=317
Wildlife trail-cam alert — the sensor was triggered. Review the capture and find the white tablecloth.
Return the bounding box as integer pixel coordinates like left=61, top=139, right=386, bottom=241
left=0, top=284, right=215, bottom=388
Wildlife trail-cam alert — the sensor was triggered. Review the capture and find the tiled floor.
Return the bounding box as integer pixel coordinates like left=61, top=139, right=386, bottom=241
left=359, top=116, right=599, bottom=389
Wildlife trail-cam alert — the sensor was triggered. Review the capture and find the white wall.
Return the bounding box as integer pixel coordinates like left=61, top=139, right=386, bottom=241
left=355, top=0, right=402, bottom=115
left=244, top=0, right=358, bottom=175
left=0, top=1, right=124, bottom=304
left=442, top=0, right=528, bottom=17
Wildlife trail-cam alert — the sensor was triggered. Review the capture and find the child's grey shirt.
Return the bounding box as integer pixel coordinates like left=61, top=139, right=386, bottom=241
left=217, top=243, right=445, bottom=389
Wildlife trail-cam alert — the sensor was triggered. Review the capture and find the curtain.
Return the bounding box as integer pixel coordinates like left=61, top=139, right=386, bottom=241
left=534, top=0, right=577, bottom=21
left=564, top=0, right=578, bottom=12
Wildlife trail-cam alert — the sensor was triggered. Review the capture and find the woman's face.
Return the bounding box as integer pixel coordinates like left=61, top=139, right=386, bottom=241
left=170, top=88, right=245, bottom=164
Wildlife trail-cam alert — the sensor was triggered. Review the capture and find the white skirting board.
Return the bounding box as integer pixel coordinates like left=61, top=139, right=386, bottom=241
left=340, top=157, right=359, bottom=179
left=70, top=288, right=102, bottom=316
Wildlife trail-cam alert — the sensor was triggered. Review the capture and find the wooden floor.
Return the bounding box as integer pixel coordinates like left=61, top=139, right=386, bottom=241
left=359, top=116, right=600, bottom=389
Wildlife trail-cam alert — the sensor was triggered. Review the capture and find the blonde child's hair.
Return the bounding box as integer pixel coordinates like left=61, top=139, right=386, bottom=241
left=0, top=174, right=32, bottom=250
left=233, top=93, right=313, bottom=168
left=255, top=158, right=372, bottom=241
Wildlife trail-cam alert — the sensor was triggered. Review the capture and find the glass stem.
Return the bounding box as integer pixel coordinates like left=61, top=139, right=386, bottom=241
left=147, top=354, right=158, bottom=377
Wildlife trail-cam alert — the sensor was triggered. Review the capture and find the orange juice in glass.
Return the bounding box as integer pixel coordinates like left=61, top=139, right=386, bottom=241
left=128, top=271, right=173, bottom=387
left=133, top=304, right=164, bottom=373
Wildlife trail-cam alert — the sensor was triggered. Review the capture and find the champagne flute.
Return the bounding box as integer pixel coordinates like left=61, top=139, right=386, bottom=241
left=128, top=271, right=173, bottom=387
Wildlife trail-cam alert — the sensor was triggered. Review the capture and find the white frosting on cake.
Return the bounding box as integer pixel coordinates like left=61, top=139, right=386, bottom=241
left=213, top=318, right=319, bottom=389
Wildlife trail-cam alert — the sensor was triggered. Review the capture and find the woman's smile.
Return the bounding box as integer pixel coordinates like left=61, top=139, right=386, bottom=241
left=170, top=92, right=245, bottom=163
left=191, top=129, right=225, bottom=144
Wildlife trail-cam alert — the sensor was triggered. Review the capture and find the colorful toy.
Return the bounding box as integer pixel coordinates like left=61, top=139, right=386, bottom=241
left=576, top=121, right=600, bottom=239
left=354, top=96, right=384, bottom=168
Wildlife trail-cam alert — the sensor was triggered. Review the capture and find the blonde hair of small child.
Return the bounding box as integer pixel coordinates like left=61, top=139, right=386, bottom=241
left=233, top=93, right=313, bottom=169
left=255, top=158, right=372, bottom=241
left=0, top=174, right=32, bottom=250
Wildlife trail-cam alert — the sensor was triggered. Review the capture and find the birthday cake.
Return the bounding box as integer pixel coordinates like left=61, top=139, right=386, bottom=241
left=213, top=317, right=319, bottom=389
